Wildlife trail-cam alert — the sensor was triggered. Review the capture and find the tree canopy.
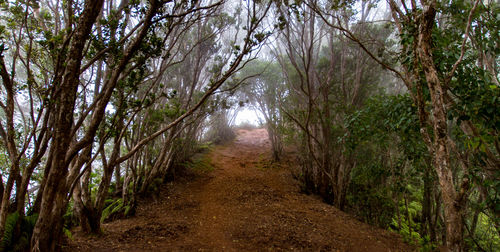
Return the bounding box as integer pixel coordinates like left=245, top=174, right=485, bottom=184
left=0, top=0, right=498, bottom=251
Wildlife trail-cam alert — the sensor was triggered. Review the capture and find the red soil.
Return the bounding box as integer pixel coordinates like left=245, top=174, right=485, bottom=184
left=64, top=128, right=414, bottom=251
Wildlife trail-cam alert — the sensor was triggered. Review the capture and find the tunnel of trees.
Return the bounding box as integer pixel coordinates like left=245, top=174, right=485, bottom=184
left=0, top=0, right=498, bottom=251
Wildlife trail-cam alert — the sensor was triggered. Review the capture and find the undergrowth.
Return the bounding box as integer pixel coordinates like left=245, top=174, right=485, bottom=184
left=0, top=212, right=38, bottom=252
left=183, top=153, right=214, bottom=173
left=101, top=198, right=134, bottom=223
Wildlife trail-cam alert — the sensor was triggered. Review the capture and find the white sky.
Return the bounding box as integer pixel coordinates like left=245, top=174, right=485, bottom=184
left=233, top=107, right=264, bottom=126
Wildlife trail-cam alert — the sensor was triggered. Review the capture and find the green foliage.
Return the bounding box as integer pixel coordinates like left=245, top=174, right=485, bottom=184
left=348, top=161, right=395, bottom=227
left=182, top=153, right=214, bottom=173
left=465, top=213, right=500, bottom=252
left=0, top=212, right=38, bottom=252
left=101, top=199, right=122, bottom=222
left=345, top=95, right=422, bottom=152
left=429, top=3, right=500, bottom=246
left=100, top=198, right=134, bottom=223
left=389, top=216, right=421, bottom=244
left=123, top=205, right=133, bottom=217
left=147, top=178, right=164, bottom=195
left=63, top=228, right=73, bottom=241
left=345, top=94, right=437, bottom=246
left=0, top=212, right=19, bottom=252
left=389, top=193, right=424, bottom=244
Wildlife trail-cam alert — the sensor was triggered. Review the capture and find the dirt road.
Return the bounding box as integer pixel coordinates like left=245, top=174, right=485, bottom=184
left=65, top=128, right=413, bottom=251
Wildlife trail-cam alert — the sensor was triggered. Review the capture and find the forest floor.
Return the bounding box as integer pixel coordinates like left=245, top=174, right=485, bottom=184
left=64, top=128, right=414, bottom=251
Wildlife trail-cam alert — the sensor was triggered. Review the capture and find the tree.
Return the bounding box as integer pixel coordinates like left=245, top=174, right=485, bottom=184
left=309, top=0, right=499, bottom=250
left=0, top=0, right=274, bottom=250
left=238, top=60, right=285, bottom=161
left=271, top=0, right=390, bottom=209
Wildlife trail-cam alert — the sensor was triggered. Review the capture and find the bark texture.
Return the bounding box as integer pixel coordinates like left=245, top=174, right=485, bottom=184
left=416, top=1, right=464, bottom=251
left=30, top=0, right=104, bottom=250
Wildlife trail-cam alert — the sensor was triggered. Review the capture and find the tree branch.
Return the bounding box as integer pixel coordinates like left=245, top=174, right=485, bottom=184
left=444, top=0, right=480, bottom=85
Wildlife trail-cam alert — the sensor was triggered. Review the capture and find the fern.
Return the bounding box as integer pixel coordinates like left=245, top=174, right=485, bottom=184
left=123, top=205, right=132, bottom=217
left=0, top=211, right=20, bottom=252
left=63, top=228, right=73, bottom=240
left=0, top=212, right=38, bottom=252
left=100, top=198, right=137, bottom=223
left=103, top=198, right=115, bottom=207
left=111, top=202, right=124, bottom=214
left=101, top=198, right=123, bottom=222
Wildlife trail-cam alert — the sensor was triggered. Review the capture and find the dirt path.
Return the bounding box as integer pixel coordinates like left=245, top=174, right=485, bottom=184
left=65, top=129, right=413, bottom=251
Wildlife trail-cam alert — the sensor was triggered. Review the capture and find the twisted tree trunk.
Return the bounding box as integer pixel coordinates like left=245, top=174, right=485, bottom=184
left=30, top=1, right=104, bottom=250
left=417, top=2, right=465, bottom=251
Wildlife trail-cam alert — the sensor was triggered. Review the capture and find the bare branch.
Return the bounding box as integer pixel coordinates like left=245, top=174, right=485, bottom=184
left=444, top=0, right=480, bottom=85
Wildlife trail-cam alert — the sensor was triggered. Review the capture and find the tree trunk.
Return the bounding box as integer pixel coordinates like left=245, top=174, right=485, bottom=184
left=422, top=166, right=433, bottom=240
left=141, top=125, right=177, bottom=193
left=30, top=1, right=104, bottom=251
left=0, top=55, right=21, bottom=238
left=267, top=125, right=282, bottom=162
left=417, top=2, right=464, bottom=250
